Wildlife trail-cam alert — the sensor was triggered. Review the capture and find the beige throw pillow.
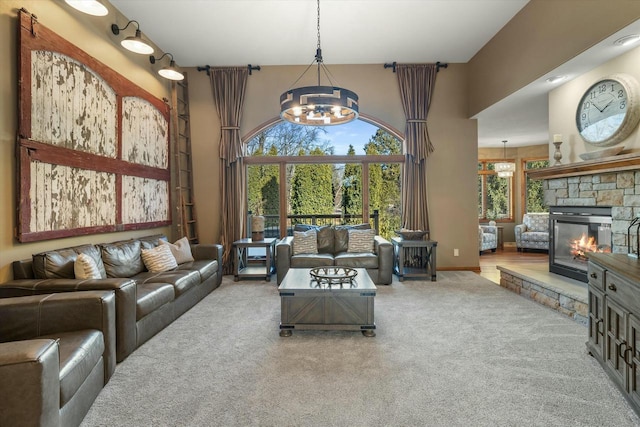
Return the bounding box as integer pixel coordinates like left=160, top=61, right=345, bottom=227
left=160, top=237, right=195, bottom=264
left=347, top=229, right=375, bottom=253
left=293, top=229, right=318, bottom=255
left=141, top=244, right=178, bottom=272
left=74, top=253, right=102, bottom=279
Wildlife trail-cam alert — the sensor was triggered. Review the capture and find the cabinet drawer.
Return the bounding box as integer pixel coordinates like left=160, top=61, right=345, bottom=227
left=588, top=262, right=605, bottom=292
left=606, top=270, right=640, bottom=310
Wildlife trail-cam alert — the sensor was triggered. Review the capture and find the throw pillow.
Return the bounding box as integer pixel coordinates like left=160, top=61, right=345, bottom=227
left=293, top=229, right=318, bottom=255
left=347, top=228, right=375, bottom=253
left=160, top=236, right=195, bottom=264
left=74, top=253, right=102, bottom=279
left=141, top=244, right=178, bottom=273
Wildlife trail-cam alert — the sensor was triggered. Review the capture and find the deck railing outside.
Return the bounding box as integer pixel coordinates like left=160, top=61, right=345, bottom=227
left=247, top=210, right=379, bottom=238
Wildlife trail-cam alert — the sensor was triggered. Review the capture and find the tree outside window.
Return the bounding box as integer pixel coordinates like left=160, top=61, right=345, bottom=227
left=478, top=161, right=513, bottom=221
left=523, top=159, right=549, bottom=213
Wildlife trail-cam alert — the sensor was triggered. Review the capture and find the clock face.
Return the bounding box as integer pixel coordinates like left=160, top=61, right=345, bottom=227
left=576, top=74, right=640, bottom=146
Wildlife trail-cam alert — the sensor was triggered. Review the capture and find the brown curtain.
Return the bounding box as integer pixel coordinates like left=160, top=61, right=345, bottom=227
left=209, top=67, right=249, bottom=274
left=396, top=64, right=438, bottom=233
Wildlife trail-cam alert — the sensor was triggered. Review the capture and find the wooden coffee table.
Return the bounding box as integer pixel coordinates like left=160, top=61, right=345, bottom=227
left=278, top=268, right=376, bottom=337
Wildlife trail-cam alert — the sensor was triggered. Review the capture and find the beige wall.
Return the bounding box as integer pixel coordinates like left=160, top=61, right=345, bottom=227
left=468, top=0, right=640, bottom=117
left=478, top=144, right=548, bottom=242
left=549, top=45, right=640, bottom=162
left=188, top=63, right=481, bottom=269
left=0, top=1, right=171, bottom=282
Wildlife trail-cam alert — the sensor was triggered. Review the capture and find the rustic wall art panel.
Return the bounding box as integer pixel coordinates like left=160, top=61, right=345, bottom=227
left=17, top=10, right=171, bottom=242
left=31, top=50, right=117, bottom=157
left=122, top=96, right=168, bottom=168
left=121, top=176, right=169, bottom=224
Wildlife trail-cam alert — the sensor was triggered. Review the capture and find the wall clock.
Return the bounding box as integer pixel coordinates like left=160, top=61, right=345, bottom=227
left=575, top=73, right=640, bottom=147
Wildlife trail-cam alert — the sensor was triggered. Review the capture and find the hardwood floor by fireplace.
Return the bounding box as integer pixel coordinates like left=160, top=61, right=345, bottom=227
left=479, top=248, right=547, bottom=284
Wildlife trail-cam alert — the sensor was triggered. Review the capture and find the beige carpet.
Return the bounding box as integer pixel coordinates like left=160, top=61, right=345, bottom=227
left=81, top=272, right=640, bottom=427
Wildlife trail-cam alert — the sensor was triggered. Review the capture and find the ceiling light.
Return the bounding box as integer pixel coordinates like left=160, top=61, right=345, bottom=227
left=111, top=20, right=154, bottom=55
left=614, top=35, right=640, bottom=46
left=546, top=75, right=567, bottom=84
left=65, top=0, right=108, bottom=16
left=495, top=140, right=515, bottom=178
left=279, top=0, right=358, bottom=126
left=150, top=53, right=184, bottom=81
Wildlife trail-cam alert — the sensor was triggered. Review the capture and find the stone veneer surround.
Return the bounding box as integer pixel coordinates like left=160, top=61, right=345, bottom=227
left=543, top=170, right=640, bottom=254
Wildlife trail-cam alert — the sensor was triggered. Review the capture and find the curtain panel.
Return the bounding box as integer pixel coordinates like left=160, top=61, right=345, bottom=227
left=209, top=67, right=249, bottom=273
left=396, top=64, right=438, bottom=233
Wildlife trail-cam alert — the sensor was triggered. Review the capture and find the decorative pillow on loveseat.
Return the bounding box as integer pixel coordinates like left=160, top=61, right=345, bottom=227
left=293, top=224, right=334, bottom=253
left=334, top=223, right=372, bottom=253
left=293, top=229, right=318, bottom=255
left=74, top=253, right=102, bottom=279
left=347, top=228, right=375, bottom=252
left=100, top=240, right=145, bottom=278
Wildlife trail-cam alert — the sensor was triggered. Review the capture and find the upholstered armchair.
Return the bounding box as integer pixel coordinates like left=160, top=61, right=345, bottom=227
left=515, top=212, right=549, bottom=251
left=478, top=225, right=498, bottom=255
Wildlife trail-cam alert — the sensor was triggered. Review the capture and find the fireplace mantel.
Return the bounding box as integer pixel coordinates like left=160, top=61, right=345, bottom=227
left=528, top=153, right=640, bottom=180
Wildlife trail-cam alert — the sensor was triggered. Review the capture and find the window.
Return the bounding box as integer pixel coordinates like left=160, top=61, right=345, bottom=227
left=523, top=158, right=549, bottom=213
left=245, top=120, right=403, bottom=240
left=478, top=160, right=513, bottom=221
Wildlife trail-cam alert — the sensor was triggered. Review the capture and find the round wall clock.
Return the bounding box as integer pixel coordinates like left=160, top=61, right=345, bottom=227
left=575, top=73, right=640, bottom=146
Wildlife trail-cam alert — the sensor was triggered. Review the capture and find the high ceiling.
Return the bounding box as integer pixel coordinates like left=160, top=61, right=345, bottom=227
left=108, top=0, right=640, bottom=148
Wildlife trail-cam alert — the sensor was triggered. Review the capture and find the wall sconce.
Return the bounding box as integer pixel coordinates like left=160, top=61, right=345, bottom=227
left=150, top=53, right=184, bottom=81
left=65, top=0, right=108, bottom=16
left=111, top=20, right=154, bottom=55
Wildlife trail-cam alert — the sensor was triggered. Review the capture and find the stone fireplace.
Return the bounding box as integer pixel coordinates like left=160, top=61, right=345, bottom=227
left=528, top=155, right=640, bottom=281
left=549, top=205, right=612, bottom=282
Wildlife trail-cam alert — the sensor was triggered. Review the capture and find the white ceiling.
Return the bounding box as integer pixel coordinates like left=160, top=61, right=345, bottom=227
left=108, top=0, right=640, bottom=148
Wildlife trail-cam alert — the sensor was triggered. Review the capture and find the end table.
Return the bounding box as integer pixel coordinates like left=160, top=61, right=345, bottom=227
left=233, top=237, right=277, bottom=281
left=391, top=237, right=437, bottom=281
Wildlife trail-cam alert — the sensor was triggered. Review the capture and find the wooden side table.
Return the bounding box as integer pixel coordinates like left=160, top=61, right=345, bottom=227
left=391, top=237, right=437, bottom=281
left=233, top=237, right=277, bottom=281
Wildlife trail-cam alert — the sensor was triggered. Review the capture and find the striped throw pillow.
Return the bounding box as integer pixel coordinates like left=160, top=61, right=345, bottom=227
left=74, top=253, right=102, bottom=279
left=293, top=230, right=318, bottom=255
left=347, top=228, right=375, bottom=252
left=141, top=244, right=178, bottom=272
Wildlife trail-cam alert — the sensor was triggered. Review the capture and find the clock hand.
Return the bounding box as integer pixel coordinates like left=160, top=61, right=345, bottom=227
left=591, top=101, right=603, bottom=113
left=601, top=100, right=613, bottom=112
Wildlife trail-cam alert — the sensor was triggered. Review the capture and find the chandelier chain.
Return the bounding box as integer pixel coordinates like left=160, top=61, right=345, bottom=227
left=316, top=0, right=321, bottom=55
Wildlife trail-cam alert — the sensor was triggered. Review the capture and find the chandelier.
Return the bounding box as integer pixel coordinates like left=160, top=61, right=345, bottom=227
left=279, top=0, right=359, bottom=126
left=495, top=140, right=515, bottom=178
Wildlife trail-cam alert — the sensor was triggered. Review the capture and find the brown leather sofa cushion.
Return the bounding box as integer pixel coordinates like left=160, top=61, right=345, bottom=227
left=135, top=282, right=175, bottom=320
left=100, top=240, right=145, bottom=278
left=334, top=252, right=379, bottom=269
left=177, top=259, right=218, bottom=282
left=334, top=223, right=371, bottom=253
left=32, top=244, right=107, bottom=280
left=134, top=270, right=201, bottom=298
left=290, top=253, right=334, bottom=268
left=40, top=329, right=104, bottom=407
left=138, top=234, right=169, bottom=250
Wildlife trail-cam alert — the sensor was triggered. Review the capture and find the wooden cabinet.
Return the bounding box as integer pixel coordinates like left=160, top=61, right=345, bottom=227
left=587, top=253, right=640, bottom=416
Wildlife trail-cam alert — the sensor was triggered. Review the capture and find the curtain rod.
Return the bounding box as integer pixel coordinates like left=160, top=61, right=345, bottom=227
left=383, top=61, right=448, bottom=73
left=197, top=64, right=261, bottom=76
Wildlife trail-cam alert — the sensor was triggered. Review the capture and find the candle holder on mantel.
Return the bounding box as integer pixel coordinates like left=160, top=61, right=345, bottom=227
left=553, top=140, right=563, bottom=165
left=628, top=217, right=640, bottom=258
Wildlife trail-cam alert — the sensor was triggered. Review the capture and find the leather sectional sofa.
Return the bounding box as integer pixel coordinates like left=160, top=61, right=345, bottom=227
left=0, top=235, right=223, bottom=362
left=276, top=224, right=393, bottom=285
left=0, top=290, right=116, bottom=427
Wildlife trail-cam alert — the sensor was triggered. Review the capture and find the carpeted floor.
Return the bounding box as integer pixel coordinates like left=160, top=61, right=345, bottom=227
left=81, top=272, right=640, bottom=427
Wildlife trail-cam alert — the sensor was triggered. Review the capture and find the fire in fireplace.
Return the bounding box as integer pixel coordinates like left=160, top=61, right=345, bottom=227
left=549, top=206, right=612, bottom=282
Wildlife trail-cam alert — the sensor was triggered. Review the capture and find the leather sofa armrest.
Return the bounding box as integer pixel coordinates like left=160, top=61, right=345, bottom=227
left=276, top=236, right=294, bottom=285
left=191, top=243, right=224, bottom=276
left=374, top=236, right=393, bottom=285
left=0, top=291, right=117, bottom=383
left=0, top=279, right=136, bottom=363
left=0, top=339, right=60, bottom=427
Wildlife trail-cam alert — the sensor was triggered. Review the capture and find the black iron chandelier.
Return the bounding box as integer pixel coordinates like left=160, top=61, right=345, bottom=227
left=279, top=0, right=359, bottom=126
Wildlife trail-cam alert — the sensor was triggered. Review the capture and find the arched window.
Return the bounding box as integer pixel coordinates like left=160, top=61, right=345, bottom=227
left=244, top=119, right=404, bottom=239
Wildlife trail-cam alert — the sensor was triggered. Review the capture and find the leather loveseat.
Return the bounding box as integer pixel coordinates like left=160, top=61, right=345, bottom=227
left=276, top=224, right=393, bottom=285
left=0, top=235, right=223, bottom=362
left=0, top=291, right=116, bottom=427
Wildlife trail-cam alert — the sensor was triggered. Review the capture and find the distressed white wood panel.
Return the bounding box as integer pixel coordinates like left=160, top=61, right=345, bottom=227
left=31, top=50, right=117, bottom=157
left=122, top=97, right=168, bottom=168
left=121, top=175, right=169, bottom=224
left=29, top=161, right=116, bottom=232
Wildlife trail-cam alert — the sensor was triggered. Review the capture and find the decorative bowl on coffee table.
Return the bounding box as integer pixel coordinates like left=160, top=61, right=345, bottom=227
left=309, top=266, right=358, bottom=286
